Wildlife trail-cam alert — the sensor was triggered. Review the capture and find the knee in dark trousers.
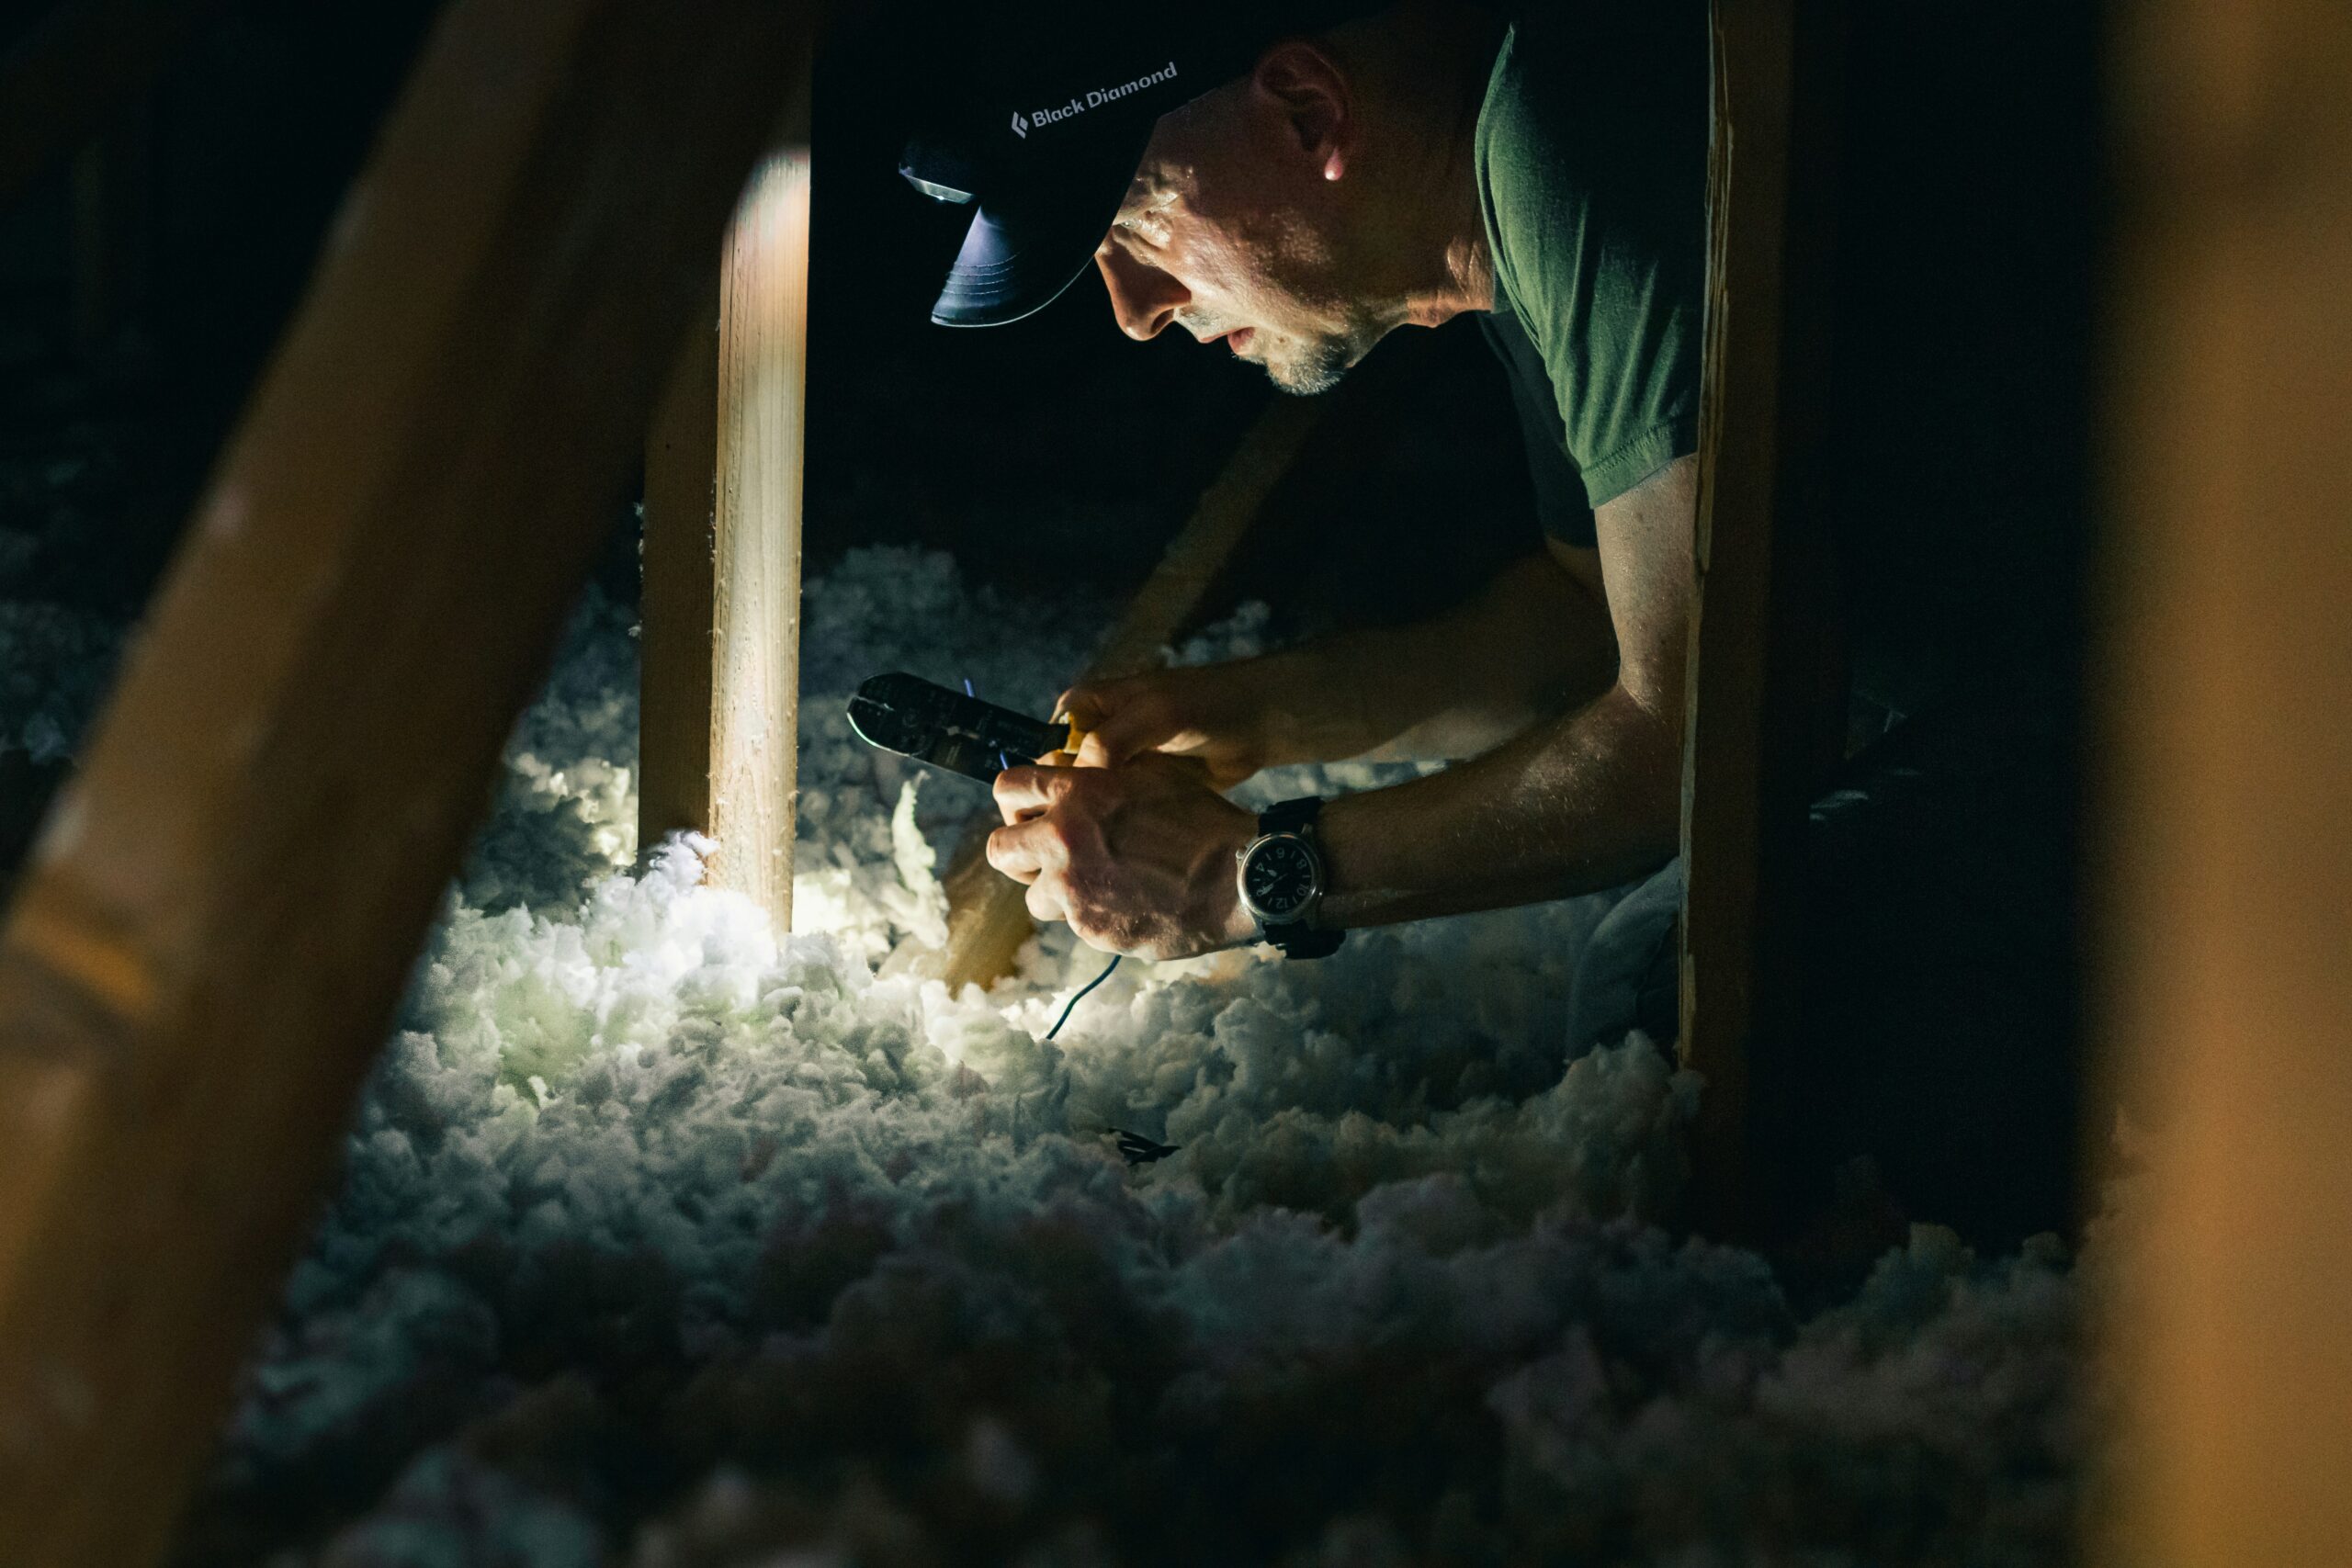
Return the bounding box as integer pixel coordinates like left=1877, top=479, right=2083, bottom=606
left=1566, top=859, right=1684, bottom=1059
left=1554, top=696, right=2084, bottom=1249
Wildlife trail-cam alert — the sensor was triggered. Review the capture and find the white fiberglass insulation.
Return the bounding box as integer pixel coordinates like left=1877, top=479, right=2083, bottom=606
left=152, top=548, right=2079, bottom=1566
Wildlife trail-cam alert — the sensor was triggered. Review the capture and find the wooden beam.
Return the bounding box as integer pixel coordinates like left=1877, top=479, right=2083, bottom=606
left=639, top=66, right=816, bottom=934
left=1678, top=0, right=1845, bottom=1236
left=0, top=2, right=815, bottom=1562
left=936, top=393, right=1326, bottom=992
left=2093, top=0, right=2352, bottom=1561
left=705, top=138, right=814, bottom=929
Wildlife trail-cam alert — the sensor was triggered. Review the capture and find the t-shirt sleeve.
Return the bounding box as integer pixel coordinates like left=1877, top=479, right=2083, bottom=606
left=1477, top=2, right=1708, bottom=510
left=1479, top=308, right=1597, bottom=547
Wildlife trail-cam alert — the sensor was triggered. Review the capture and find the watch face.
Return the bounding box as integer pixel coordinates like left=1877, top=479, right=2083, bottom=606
left=1243, top=835, right=1319, bottom=921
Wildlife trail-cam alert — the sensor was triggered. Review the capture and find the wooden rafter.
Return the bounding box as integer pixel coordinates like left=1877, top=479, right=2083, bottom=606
left=0, top=2, right=818, bottom=1562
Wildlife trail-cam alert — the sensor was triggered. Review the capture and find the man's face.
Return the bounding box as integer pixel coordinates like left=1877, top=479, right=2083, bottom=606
left=1091, top=99, right=1383, bottom=395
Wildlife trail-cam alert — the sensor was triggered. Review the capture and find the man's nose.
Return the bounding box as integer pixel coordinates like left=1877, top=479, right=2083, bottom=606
left=1094, top=241, right=1187, bottom=342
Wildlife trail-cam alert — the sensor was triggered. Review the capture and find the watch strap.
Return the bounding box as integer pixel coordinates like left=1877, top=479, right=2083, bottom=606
left=1261, top=919, right=1341, bottom=959
left=1254, top=796, right=1340, bottom=959
left=1259, top=795, right=1322, bottom=834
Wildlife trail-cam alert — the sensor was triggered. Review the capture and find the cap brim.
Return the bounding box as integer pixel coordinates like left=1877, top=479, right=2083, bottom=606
left=930, top=118, right=1154, bottom=328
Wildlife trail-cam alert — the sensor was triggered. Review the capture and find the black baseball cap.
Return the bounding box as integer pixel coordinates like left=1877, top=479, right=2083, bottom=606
left=899, top=3, right=1370, bottom=328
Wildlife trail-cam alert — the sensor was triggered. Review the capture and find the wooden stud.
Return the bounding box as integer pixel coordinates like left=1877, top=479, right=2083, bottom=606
left=0, top=2, right=814, bottom=1562
left=706, top=139, right=814, bottom=930
left=2093, top=0, right=2352, bottom=1560
left=639, top=75, right=813, bottom=933
left=936, top=393, right=1326, bottom=992
left=1677, top=0, right=1845, bottom=1236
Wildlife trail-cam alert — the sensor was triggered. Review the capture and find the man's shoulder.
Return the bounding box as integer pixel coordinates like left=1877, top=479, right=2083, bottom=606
left=1476, top=0, right=1709, bottom=313
left=1472, top=0, right=1710, bottom=511
left=1477, top=7, right=1710, bottom=201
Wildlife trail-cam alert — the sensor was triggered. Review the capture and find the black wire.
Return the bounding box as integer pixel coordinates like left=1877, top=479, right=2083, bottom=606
left=1046, top=953, right=1122, bottom=1040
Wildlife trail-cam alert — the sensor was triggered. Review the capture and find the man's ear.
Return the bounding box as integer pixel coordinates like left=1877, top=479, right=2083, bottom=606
left=1250, top=39, right=1351, bottom=181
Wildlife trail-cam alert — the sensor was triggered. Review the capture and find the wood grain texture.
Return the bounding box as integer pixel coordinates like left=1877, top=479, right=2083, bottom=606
left=1678, top=0, right=1844, bottom=1238
left=638, top=66, right=816, bottom=889
left=0, top=2, right=814, bottom=1562
left=705, top=137, right=813, bottom=931
left=936, top=393, right=1326, bottom=992
left=2094, top=0, right=2352, bottom=1560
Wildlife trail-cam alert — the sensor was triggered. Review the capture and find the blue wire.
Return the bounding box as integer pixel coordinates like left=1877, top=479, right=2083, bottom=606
left=965, top=676, right=1013, bottom=773
left=1046, top=954, right=1122, bottom=1040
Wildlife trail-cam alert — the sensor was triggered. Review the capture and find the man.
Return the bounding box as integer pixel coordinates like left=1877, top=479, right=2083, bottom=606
left=900, top=1, right=2081, bottom=1239
left=905, top=1, right=1704, bottom=1032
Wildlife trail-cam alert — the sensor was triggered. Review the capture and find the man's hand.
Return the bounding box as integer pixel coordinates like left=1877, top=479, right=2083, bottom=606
left=1057, top=664, right=1277, bottom=787
left=987, top=755, right=1260, bottom=960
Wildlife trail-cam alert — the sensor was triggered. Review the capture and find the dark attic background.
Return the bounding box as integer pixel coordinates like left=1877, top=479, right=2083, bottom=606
left=0, top=0, right=2096, bottom=761
left=0, top=0, right=1541, bottom=641
left=0, top=0, right=2095, bottom=682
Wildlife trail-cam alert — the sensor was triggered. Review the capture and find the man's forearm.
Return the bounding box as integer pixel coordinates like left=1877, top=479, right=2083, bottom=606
left=1023, top=462, right=1695, bottom=959
left=1316, top=680, right=1682, bottom=927
left=1248, top=548, right=1619, bottom=768
left=1301, top=459, right=1695, bottom=931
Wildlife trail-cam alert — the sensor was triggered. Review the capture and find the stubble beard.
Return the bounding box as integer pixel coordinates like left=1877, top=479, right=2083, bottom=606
left=1259, top=333, right=1355, bottom=396
left=1251, top=307, right=1389, bottom=396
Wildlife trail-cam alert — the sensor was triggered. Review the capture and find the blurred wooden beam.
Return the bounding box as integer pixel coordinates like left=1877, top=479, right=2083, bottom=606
left=2094, top=0, right=2352, bottom=1561
left=1678, top=0, right=1845, bottom=1237
left=0, top=0, right=227, bottom=207
left=936, top=393, right=1325, bottom=992
left=0, top=1, right=815, bottom=1562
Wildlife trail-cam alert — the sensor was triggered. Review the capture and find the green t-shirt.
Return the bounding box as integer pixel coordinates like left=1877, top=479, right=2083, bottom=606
left=1476, top=0, right=1707, bottom=513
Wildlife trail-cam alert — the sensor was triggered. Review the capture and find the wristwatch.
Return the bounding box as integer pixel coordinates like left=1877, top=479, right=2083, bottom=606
left=1235, top=796, right=1342, bottom=959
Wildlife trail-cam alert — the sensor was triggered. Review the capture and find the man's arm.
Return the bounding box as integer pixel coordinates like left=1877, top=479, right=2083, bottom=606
left=1059, top=537, right=1619, bottom=784
left=986, top=455, right=1694, bottom=959
left=1316, top=453, right=1692, bottom=923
